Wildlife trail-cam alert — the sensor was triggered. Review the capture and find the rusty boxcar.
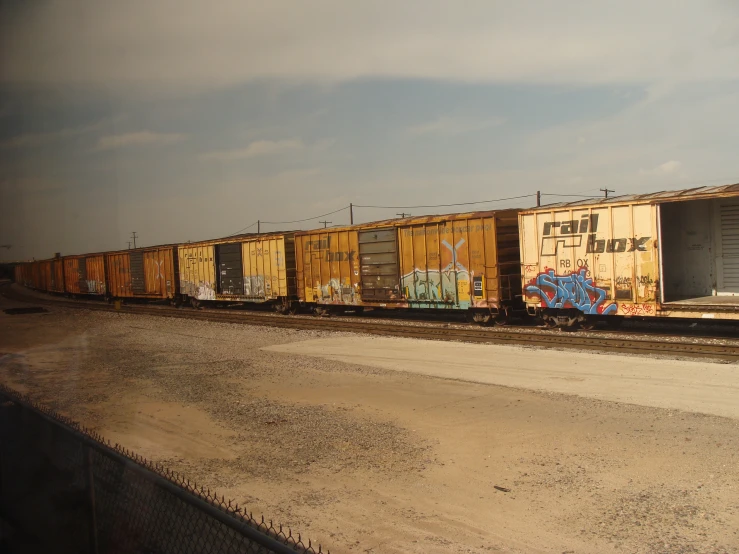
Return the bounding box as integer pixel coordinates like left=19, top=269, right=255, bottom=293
left=295, top=210, right=523, bottom=322
left=519, top=184, right=739, bottom=327
left=47, top=257, right=65, bottom=292
left=106, top=246, right=178, bottom=300
left=63, top=254, right=106, bottom=296
left=177, top=233, right=296, bottom=309
left=14, top=262, right=33, bottom=288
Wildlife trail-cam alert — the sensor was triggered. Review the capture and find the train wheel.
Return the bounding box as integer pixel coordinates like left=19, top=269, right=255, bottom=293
left=190, top=298, right=200, bottom=309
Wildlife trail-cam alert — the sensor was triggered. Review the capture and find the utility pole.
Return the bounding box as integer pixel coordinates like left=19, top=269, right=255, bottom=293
left=257, top=220, right=260, bottom=234
left=536, top=191, right=541, bottom=207
left=319, top=220, right=332, bottom=228
left=600, top=188, right=615, bottom=198
left=130, top=232, right=138, bottom=249
left=396, top=212, right=411, bottom=218
left=349, top=203, right=354, bottom=225
left=127, top=241, right=132, bottom=250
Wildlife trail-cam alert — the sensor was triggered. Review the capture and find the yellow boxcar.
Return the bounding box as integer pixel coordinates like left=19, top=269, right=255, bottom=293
left=64, top=255, right=106, bottom=295
left=295, top=210, right=523, bottom=318
left=177, top=233, right=296, bottom=308
left=518, top=184, right=739, bottom=325
left=106, top=247, right=177, bottom=300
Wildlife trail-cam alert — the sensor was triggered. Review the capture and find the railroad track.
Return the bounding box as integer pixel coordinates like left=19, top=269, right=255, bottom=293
left=3, top=283, right=739, bottom=362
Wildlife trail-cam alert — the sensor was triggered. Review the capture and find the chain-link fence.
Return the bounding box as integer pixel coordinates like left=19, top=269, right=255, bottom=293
left=0, top=384, right=330, bottom=554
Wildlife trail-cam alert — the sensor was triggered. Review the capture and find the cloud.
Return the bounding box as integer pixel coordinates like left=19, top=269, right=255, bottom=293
left=1, top=1, right=738, bottom=91
left=93, top=131, right=186, bottom=151
left=639, top=160, right=683, bottom=176
left=199, top=139, right=305, bottom=161
left=0, top=115, right=126, bottom=149
left=408, top=116, right=504, bottom=136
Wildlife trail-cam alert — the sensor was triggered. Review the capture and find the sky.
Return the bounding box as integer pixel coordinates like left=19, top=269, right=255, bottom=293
left=2, top=1, right=739, bottom=261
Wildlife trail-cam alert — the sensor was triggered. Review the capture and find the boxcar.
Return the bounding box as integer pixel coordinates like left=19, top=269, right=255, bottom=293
left=177, top=233, right=297, bottom=310
left=295, top=210, right=523, bottom=322
left=63, top=254, right=106, bottom=296
left=14, top=262, right=32, bottom=288
left=47, top=257, right=65, bottom=292
left=106, top=246, right=178, bottom=300
left=518, top=184, right=739, bottom=327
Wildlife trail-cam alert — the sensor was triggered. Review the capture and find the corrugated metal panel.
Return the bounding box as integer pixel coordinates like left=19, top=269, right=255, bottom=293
left=64, top=255, right=105, bottom=295
left=519, top=204, right=659, bottom=317
left=395, top=214, right=521, bottom=310
left=50, top=260, right=64, bottom=292
left=106, top=252, right=131, bottom=297
left=105, top=248, right=176, bottom=299
left=178, top=244, right=216, bottom=300
left=720, top=200, right=739, bottom=292
left=295, top=230, right=361, bottom=305
left=241, top=236, right=291, bottom=300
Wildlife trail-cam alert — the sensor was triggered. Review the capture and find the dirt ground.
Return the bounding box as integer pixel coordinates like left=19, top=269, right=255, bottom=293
left=1, top=299, right=738, bottom=554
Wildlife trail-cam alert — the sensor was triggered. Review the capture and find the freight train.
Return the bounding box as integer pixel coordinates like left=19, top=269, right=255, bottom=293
left=12, top=184, right=739, bottom=329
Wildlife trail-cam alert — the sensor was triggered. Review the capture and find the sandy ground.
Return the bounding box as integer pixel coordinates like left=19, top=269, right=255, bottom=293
left=1, top=299, right=738, bottom=554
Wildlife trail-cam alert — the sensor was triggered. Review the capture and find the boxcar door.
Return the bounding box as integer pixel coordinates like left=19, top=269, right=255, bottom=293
left=359, top=228, right=399, bottom=302
left=130, top=251, right=146, bottom=294
left=216, top=243, right=244, bottom=295
left=718, top=199, right=739, bottom=294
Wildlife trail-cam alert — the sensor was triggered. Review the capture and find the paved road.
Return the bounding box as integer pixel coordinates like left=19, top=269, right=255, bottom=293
left=265, top=336, right=739, bottom=419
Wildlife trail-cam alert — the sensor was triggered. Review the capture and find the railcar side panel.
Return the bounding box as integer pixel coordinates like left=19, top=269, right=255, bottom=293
left=106, top=248, right=177, bottom=299
left=64, top=255, right=106, bottom=295
left=519, top=204, right=659, bottom=317
left=178, top=244, right=216, bottom=300
left=241, top=236, right=295, bottom=300
left=50, top=259, right=65, bottom=292
left=295, top=230, right=362, bottom=305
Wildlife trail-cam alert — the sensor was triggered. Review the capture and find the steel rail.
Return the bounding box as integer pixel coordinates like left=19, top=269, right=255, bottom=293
left=3, top=284, right=739, bottom=362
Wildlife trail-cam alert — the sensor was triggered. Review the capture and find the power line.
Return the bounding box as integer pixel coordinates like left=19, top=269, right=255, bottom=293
left=353, top=194, right=535, bottom=210
left=541, top=193, right=600, bottom=198
left=260, top=205, right=349, bottom=225
left=226, top=221, right=258, bottom=237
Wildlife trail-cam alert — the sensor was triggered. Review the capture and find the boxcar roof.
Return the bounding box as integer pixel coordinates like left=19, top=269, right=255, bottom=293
left=176, top=230, right=294, bottom=247
left=526, top=183, right=739, bottom=212
left=294, top=207, right=521, bottom=235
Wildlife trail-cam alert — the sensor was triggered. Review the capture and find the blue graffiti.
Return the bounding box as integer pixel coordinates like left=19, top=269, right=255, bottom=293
left=526, top=268, right=617, bottom=315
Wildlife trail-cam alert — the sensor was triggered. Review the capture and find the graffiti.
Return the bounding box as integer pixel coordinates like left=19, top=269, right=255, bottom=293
left=587, top=236, right=649, bottom=254
left=526, top=268, right=617, bottom=315
left=182, top=279, right=215, bottom=300
left=540, top=213, right=651, bottom=256
left=317, top=277, right=358, bottom=304
left=401, top=238, right=470, bottom=304
left=244, top=276, right=265, bottom=297
left=620, top=303, right=655, bottom=316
